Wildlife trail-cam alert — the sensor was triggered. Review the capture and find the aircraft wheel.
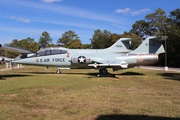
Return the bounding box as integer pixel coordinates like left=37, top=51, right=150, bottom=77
left=56, top=69, right=61, bottom=74
left=99, top=68, right=108, bottom=75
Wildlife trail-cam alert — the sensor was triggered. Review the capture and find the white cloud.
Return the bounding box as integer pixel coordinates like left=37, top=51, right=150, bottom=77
left=114, top=7, right=150, bottom=15
left=18, top=17, right=31, bottom=23
left=10, top=16, right=16, bottom=19
left=114, top=7, right=131, bottom=14
left=40, top=0, right=62, bottom=3
left=130, top=9, right=151, bottom=15
left=10, top=16, right=30, bottom=23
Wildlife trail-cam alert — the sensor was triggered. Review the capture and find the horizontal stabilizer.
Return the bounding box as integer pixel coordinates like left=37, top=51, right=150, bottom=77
left=149, top=36, right=168, bottom=41
left=121, top=38, right=139, bottom=42
left=0, top=45, right=32, bottom=53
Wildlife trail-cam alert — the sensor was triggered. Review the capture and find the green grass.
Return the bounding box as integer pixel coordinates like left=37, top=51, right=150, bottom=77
left=0, top=66, right=180, bottom=120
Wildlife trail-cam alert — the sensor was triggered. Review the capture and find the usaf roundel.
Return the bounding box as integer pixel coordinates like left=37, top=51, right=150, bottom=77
left=78, top=56, right=86, bottom=64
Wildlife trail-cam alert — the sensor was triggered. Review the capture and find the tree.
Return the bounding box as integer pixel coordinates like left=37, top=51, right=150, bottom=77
left=164, top=8, right=180, bottom=67
left=9, top=39, right=20, bottom=48
left=10, top=38, right=39, bottom=53
left=19, top=39, right=29, bottom=50
left=81, top=44, right=91, bottom=49
left=5, top=39, right=21, bottom=58
left=25, top=37, right=39, bottom=53
left=120, top=32, right=142, bottom=50
left=39, top=31, right=52, bottom=48
left=169, top=8, right=180, bottom=27
left=145, top=8, right=168, bottom=36
left=130, top=8, right=169, bottom=37
left=68, top=40, right=82, bottom=49
left=109, top=33, right=121, bottom=44
left=90, top=29, right=111, bottom=49
left=57, top=30, right=80, bottom=48
left=130, top=20, right=149, bottom=37
left=0, top=49, right=5, bottom=57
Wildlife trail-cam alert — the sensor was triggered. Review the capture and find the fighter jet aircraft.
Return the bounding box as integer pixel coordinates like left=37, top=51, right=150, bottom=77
left=11, top=36, right=168, bottom=75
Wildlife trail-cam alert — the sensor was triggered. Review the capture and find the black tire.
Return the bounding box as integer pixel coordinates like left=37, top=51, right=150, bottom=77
left=56, top=70, right=61, bottom=74
left=99, top=68, right=108, bottom=75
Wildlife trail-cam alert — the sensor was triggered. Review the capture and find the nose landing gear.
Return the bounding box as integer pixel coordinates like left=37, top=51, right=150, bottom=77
left=56, top=69, right=61, bottom=74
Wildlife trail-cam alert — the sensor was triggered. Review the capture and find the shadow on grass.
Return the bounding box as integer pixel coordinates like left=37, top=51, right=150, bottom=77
left=118, top=72, right=144, bottom=76
left=22, top=71, right=55, bottom=74
left=87, top=71, right=144, bottom=78
left=95, top=114, right=179, bottom=120
left=158, top=73, right=180, bottom=81
left=22, top=71, right=94, bottom=75
left=21, top=71, right=144, bottom=78
left=87, top=73, right=118, bottom=78
left=0, top=74, right=32, bottom=80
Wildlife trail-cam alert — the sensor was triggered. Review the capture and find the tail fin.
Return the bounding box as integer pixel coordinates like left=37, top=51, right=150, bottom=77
left=129, top=36, right=168, bottom=54
left=107, top=38, right=138, bottom=50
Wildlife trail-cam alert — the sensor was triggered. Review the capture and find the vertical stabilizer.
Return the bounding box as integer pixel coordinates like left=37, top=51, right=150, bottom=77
left=107, top=38, right=132, bottom=50
left=129, top=36, right=168, bottom=54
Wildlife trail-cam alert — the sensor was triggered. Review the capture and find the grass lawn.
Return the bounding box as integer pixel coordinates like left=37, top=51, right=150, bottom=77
left=0, top=66, right=180, bottom=120
left=0, top=64, right=6, bottom=69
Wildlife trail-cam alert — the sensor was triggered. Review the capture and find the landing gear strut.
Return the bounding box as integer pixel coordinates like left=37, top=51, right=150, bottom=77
left=99, top=68, right=108, bottom=75
left=56, top=69, right=61, bottom=74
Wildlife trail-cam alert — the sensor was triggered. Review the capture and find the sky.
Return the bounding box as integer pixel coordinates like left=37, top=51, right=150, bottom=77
left=0, top=0, right=180, bottom=45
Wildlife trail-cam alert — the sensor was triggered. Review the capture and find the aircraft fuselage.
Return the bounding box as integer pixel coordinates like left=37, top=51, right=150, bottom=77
left=11, top=36, right=166, bottom=74
left=12, top=51, right=158, bottom=70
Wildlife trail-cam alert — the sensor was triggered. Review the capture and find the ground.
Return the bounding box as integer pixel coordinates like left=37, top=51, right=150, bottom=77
left=0, top=66, right=180, bottom=120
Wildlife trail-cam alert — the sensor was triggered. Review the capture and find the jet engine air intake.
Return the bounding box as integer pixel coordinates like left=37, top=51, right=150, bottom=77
left=137, top=54, right=158, bottom=65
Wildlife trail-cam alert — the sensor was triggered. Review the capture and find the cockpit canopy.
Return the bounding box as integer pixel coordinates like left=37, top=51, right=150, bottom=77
left=37, top=49, right=68, bottom=56
left=27, top=48, right=68, bottom=58
left=37, top=50, right=67, bottom=56
left=19, top=47, right=68, bottom=59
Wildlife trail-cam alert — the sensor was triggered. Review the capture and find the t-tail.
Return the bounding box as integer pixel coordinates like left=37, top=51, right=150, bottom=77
left=129, top=36, right=168, bottom=54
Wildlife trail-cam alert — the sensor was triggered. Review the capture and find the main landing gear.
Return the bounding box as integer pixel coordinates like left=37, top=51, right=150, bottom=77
left=99, top=68, right=108, bottom=75
left=98, top=67, right=115, bottom=77
left=56, top=68, right=61, bottom=74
